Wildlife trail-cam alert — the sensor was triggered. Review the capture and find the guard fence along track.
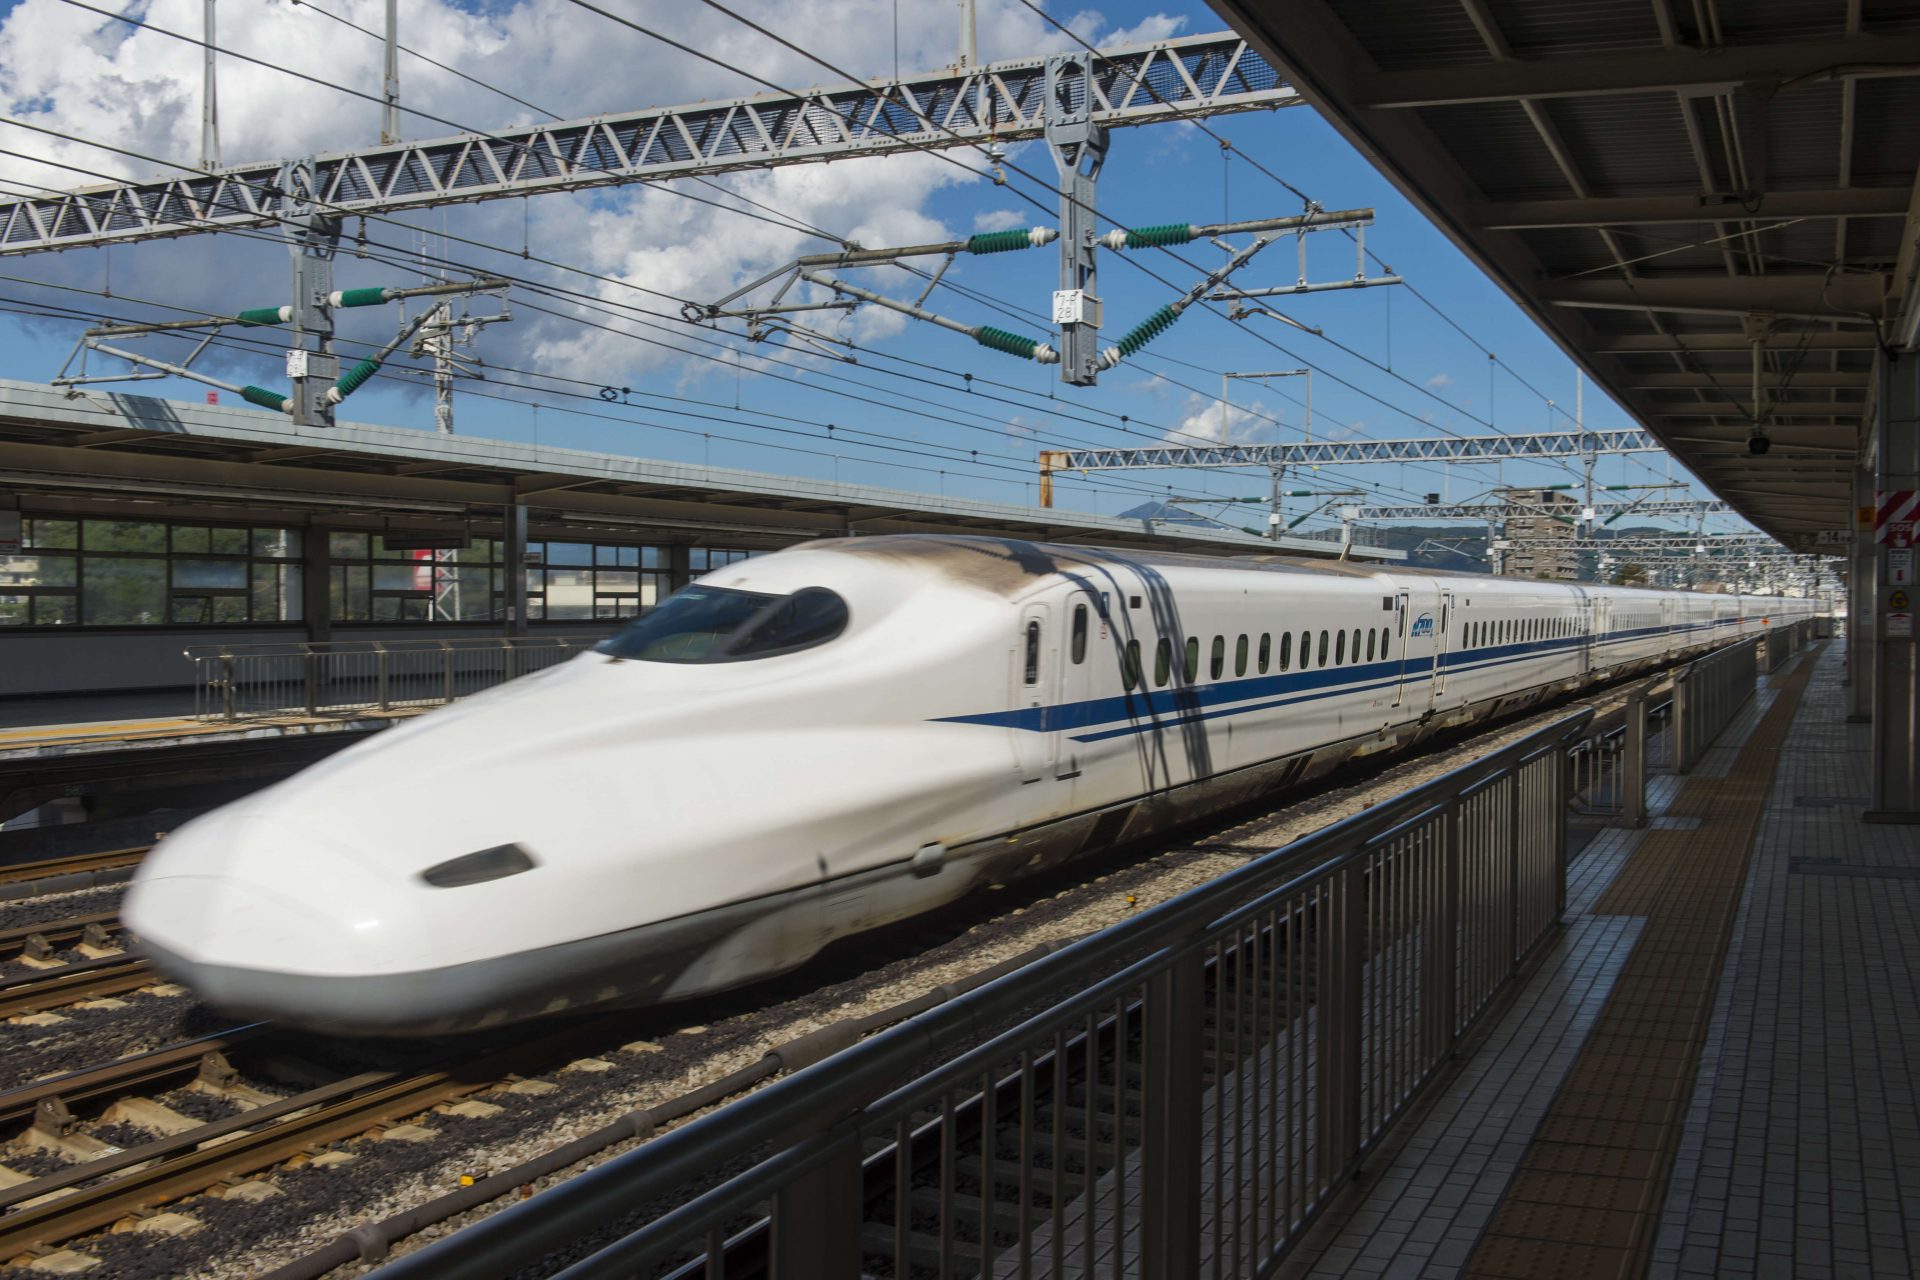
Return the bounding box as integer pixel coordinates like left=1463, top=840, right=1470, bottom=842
left=369, top=709, right=1593, bottom=1280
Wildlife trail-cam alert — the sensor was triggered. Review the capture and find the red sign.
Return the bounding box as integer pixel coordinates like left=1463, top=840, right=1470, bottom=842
left=205, top=391, right=219, bottom=405
left=1877, top=490, right=1919, bottom=544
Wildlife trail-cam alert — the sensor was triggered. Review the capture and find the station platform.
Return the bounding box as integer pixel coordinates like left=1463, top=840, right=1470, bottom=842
left=1280, top=642, right=1920, bottom=1279
left=0, top=694, right=417, bottom=754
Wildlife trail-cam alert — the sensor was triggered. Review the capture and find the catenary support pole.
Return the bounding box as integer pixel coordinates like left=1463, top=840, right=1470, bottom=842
left=1045, top=53, right=1107, bottom=387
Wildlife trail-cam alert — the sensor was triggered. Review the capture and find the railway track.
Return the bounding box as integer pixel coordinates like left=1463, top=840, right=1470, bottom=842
left=0, top=912, right=153, bottom=1020
left=0, top=845, right=150, bottom=901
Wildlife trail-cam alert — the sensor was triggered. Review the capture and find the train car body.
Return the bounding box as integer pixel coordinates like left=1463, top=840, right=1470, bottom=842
left=127, top=536, right=1812, bottom=1033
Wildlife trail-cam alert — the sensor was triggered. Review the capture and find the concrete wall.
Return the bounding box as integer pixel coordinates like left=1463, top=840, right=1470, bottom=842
left=0, top=621, right=622, bottom=698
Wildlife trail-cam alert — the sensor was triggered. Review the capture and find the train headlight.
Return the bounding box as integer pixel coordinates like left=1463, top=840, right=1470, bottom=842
left=419, top=843, right=539, bottom=888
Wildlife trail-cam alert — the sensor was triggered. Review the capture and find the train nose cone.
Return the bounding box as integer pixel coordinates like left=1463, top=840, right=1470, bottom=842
left=126, top=808, right=427, bottom=979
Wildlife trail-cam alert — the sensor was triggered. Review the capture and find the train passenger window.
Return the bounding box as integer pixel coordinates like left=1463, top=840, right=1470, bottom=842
left=1258, top=633, right=1271, bottom=673
left=1318, top=630, right=1330, bottom=666
left=1336, top=630, right=1346, bottom=665
left=1210, top=636, right=1225, bottom=680
left=1235, top=634, right=1248, bottom=677
left=1122, top=639, right=1141, bottom=691
left=1351, top=628, right=1361, bottom=663
left=1299, top=630, right=1311, bottom=668
left=1071, top=604, right=1088, bottom=665
left=1381, top=626, right=1391, bottom=657
left=1367, top=629, right=1376, bottom=662
left=1024, top=621, right=1041, bottom=685
left=1154, top=638, right=1171, bottom=687
left=1184, top=636, right=1199, bottom=683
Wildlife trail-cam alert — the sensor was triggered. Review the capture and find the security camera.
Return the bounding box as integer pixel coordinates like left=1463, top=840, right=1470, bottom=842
left=1748, top=432, right=1771, bottom=456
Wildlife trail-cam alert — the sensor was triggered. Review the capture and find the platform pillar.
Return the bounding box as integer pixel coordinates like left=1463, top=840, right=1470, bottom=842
left=1868, top=348, right=1920, bottom=821
left=1848, top=433, right=1875, bottom=723
left=303, top=524, right=331, bottom=643
left=503, top=503, right=528, bottom=638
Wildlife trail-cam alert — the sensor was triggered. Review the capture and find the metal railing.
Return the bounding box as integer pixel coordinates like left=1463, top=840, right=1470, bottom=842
left=1567, top=680, right=1673, bottom=828
left=184, top=637, right=606, bottom=722
left=1763, top=618, right=1815, bottom=673
left=1672, top=639, right=1759, bottom=774
left=371, top=709, right=1593, bottom=1280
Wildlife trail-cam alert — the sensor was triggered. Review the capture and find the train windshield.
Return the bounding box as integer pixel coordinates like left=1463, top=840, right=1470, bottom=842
left=597, top=585, right=849, bottom=663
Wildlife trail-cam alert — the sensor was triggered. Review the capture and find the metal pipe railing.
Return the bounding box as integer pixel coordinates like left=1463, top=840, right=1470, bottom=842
left=183, top=636, right=607, bottom=723
left=370, top=708, right=1595, bottom=1280
left=1672, top=638, right=1759, bottom=774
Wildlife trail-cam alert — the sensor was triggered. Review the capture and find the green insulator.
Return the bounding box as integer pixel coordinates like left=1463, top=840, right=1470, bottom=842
left=965, top=229, right=1034, bottom=255
left=336, top=286, right=391, bottom=309
left=241, top=385, right=287, bottom=411
left=237, top=307, right=287, bottom=327
left=333, top=358, right=381, bottom=398
left=1114, top=305, right=1179, bottom=358
left=1125, top=223, right=1196, bottom=248
left=974, top=326, right=1043, bottom=359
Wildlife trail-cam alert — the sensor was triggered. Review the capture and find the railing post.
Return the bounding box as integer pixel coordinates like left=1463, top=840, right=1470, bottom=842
left=1507, top=769, right=1524, bottom=972
left=1318, top=865, right=1366, bottom=1185
left=1673, top=672, right=1692, bottom=774
left=377, top=644, right=390, bottom=712
left=1429, top=803, right=1462, bottom=1053
left=304, top=646, right=320, bottom=717
left=770, top=1131, right=863, bottom=1280
left=1622, top=693, right=1648, bottom=829
left=220, top=652, right=236, bottom=722
left=442, top=643, right=455, bottom=706
left=1141, top=946, right=1204, bottom=1280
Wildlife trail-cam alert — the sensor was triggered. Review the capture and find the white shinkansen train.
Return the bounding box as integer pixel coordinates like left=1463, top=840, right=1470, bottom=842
left=127, top=536, right=1812, bottom=1034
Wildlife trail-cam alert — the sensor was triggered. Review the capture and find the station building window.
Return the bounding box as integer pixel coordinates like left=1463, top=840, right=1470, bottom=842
left=1, top=518, right=303, bottom=627
left=329, top=532, right=503, bottom=623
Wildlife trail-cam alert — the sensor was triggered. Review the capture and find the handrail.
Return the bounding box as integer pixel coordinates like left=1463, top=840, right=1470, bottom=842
left=182, top=635, right=609, bottom=723
left=371, top=707, right=1595, bottom=1280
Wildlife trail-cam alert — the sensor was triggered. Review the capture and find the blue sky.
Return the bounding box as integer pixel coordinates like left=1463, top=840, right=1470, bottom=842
left=0, top=0, right=1737, bottom=540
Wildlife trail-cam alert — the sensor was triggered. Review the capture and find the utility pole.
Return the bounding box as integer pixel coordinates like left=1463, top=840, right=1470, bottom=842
left=1044, top=54, right=1107, bottom=387
left=1221, top=369, right=1310, bottom=539
left=957, top=0, right=977, bottom=68
left=200, top=0, right=219, bottom=170
left=278, top=158, right=342, bottom=428
left=409, top=295, right=511, bottom=435
left=381, top=0, right=400, bottom=144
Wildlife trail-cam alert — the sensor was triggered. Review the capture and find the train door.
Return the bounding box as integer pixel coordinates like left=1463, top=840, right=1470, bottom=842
left=1011, top=603, right=1055, bottom=783
left=1053, top=593, right=1097, bottom=780
left=1391, top=589, right=1412, bottom=707
left=1431, top=590, right=1456, bottom=696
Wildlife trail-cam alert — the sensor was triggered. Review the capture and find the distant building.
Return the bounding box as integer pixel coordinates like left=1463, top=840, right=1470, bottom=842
left=1495, top=489, right=1580, bottom=580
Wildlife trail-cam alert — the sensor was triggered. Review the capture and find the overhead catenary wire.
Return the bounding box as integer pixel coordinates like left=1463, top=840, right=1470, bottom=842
left=18, top=4, right=1708, bottom=510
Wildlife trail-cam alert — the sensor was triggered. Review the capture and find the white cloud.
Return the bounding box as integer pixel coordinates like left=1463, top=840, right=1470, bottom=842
left=972, top=209, right=1027, bottom=232
left=1162, top=394, right=1277, bottom=447
left=0, top=1, right=1190, bottom=386
left=1425, top=372, right=1454, bottom=390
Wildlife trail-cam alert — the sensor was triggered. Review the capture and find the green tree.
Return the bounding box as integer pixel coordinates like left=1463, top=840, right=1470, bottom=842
left=1612, top=562, right=1649, bottom=586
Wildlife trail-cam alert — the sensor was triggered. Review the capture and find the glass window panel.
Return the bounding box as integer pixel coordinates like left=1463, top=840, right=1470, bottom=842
left=83, top=558, right=166, bottom=624
left=372, top=535, right=417, bottom=560
left=1317, top=631, right=1329, bottom=666
left=546, top=542, right=593, bottom=566
left=543, top=567, right=593, bottom=619
left=1154, top=638, right=1170, bottom=687
left=26, top=519, right=77, bottom=549
left=210, top=527, right=249, bottom=554
left=1183, top=636, right=1198, bottom=683
left=1209, top=635, right=1224, bottom=680
left=329, top=532, right=369, bottom=560
left=597, top=545, right=622, bottom=566
left=1122, top=639, right=1140, bottom=691
left=1280, top=633, right=1292, bottom=670
left=686, top=549, right=709, bottom=571
left=620, top=546, right=639, bottom=567
left=1336, top=630, right=1346, bottom=664
left=0, top=595, right=24, bottom=625
left=1071, top=604, right=1088, bottom=664
left=1258, top=634, right=1270, bottom=674
left=173, top=559, right=247, bottom=590
left=36, top=595, right=75, bottom=626
left=253, top=527, right=302, bottom=557
left=374, top=564, right=431, bottom=592
left=595, top=597, right=639, bottom=619
left=251, top=564, right=281, bottom=621
left=171, top=525, right=211, bottom=553
left=1351, top=629, right=1361, bottom=663
left=596, top=570, right=640, bottom=593
left=642, top=547, right=666, bottom=570
left=640, top=577, right=661, bottom=608
left=85, top=520, right=164, bottom=552
left=331, top=565, right=370, bottom=621
left=0, top=554, right=75, bottom=587
left=526, top=598, right=545, bottom=620
left=431, top=567, right=493, bottom=621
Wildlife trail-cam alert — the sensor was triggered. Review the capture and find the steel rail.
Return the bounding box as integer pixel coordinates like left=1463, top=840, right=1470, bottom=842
left=0, top=954, right=153, bottom=1020
left=0, top=846, right=150, bottom=889
left=0, top=911, right=120, bottom=958
left=0, top=1023, right=271, bottom=1129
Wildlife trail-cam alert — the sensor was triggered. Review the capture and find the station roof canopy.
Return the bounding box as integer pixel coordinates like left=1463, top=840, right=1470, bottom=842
left=0, top=379, right=1400, bottom=561
left=1210, top=0, right=1920, bottom=546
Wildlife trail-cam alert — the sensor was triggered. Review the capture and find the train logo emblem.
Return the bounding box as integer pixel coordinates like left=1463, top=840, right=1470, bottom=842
left=1409, top=613, right=1435, bottom=638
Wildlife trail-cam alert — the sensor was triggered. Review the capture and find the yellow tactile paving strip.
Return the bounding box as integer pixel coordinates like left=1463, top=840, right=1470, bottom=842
left=0, top=709, right=421, bottom=751
left=1462, top=650, right=1820, bottom=1280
